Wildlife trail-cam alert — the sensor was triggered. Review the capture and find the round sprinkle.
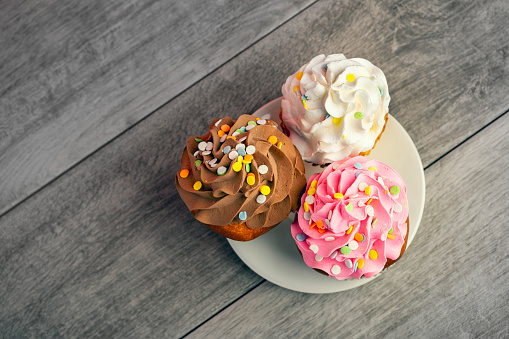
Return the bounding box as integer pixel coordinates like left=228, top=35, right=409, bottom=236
left=394, top=203, right=403, bottom=213
left=309, top=244, right=319, bottom=254
left=366, top=205, right=374, bottom=216
left=239, top=211, right=247, bottom=221
left=310, top=180, right=318, bottom=188
left=315, top=254, right=324, bottom=262
left=354, top=233, right=363, bottom=242
left=258, top=165, right=268, bottom=175
left=305, top=195, right=315, bottom=205
left=243, top=154, right=253, bottom=163
left=345, top=259, right=353, bottom=268
left=349, top=240, right=359, bottom=251
left=220, top=135, right=227, bottom=143
left=369, top=249, right=378, bottom=260
left=357, top=259, right=365, bottom=269
left=256, top=195, right=267, bottom=204
left=195, top=160, right=202, bottom=167
left=246, top=175, right=255, bottom=185
left=354, top=111, right=363, bottom=119
left=390, top=185, right=400, bottom=194
left=358, top=182, right=368, bottom=191
left=245, top=124, right=255, bottom=131
left=218, top=130, right=225, bottom=138
left=232, top=162, right=242, bottom=172
left=303, top=212, right=311, bottom=220
left=331, top=265, right=341, bottom=275
left=346, top=73, right=355, bottom=82
left=206, top=142, right=213, bottom=151
left=316, top=220, right=324, bottom=229
left=346, top=202, right=353, bottom=212
left=334, top=192, right=344, bottom=199
left=247, top=121, right=257, bottom=126
left=228, top=151, right=238, bottom=160
left=268, top=135, right=278, bottom=144
left=260, top=185, right=271, bottom=195
left=257, top=119, right=266, bottom=125
left=237, top=156, right=244, bottom=163
left=236, top=144, right=245, bottom=150
left=223, top=146, right=231, bottom=154
left=217, top=166, right=227, bottom=175
left=354, top=162, right=363, bottom=170
left=237, top=148, right=246, bottom=156
left=235, top=129, right=243, bottom=134
left=193, top=181, right=202, bottom=190
left=246, top=145, right=256, bottom=155
left=307, top=188, right=316, bottom=196
left=325, top=237, right=335, bottom=242
left=179, top=169, right=189, bottom=178
left=365, top=186, right=372, bottom=196
left=330, top=250, right=338, bottom=259
left=296, top=233, right=306, bottom=242
left=340, top=246, right=351, bottom=255
left=246, top=163, right=251, bottom=173
left=332, top=117, right=342, bottom=125
left=198, top=141, right=207, bottom=151
left=220, top=124, right=230, bottom=132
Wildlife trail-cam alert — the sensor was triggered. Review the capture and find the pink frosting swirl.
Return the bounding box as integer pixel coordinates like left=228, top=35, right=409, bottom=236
left=291, top=156, right=409, bottom=279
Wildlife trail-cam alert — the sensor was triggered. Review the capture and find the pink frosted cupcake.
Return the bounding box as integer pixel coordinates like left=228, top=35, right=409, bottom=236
left=291, top=156, right=409, bottom=279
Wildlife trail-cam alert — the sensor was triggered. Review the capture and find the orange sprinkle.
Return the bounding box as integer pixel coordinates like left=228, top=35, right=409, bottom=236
left=309, top=223, right=316, bottom=229
left=296, top=71, right=304, bottom=80
left=387, top=234, right=395, bottom=240
left=357, top=259, right=365, bottom=269
left=293, top=86, right=299, bottom=93
left=354, top=233, right=363, bottom=242
left=366, top=198, right=373, bottom=205
left=179, top=169, right=189, bottom=178
left=227, top=136, right=236, bottom=140
left=316, top=220, right=324, bottom=229
left=277, top=141, right=282, bottom=149
left=318, top=228, right=326, bottom=233
left=268, top=135, right=278, bottom=144
left=221, top=124, right=230, bottom=132
left=244, top=154, right=254, bottom=162
left=369, top=249, right=378, bottom=260
left=346, top=225, right=353, bottom=235
left=218, top=130, right=225, bottom=138
left=256, top=117, right=260, bottom=120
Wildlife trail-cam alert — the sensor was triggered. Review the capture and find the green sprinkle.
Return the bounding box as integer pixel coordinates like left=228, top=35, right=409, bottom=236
left=246, top=163, right=251, bottom=173
left=340, top=246, right=351, bottom=255
left=390, top=186, right=400, bottom=194
left=235, top=129, right=243, bottom=134
left=354, top=112, right=363, bottom=119
left=388, top=227, right=393, bottom=234
left=379, top=88, right=383, bottom=96
left=247, top=121, right=257, bottom=125
left=346, top=202, right=353, bottom=211
left=194, top=138, right=202, bottom=142
left=195, top=160, right=202, bottom=167
left=371, top=217, right=378, bottom=226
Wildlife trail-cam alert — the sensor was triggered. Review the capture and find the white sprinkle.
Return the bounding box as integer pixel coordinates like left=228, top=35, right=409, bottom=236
left=232, top=131, right=240, bottom=137
left=215, top=119, right=222, bottom=127
left=201, top=151, right=211, bottom=156
left=303, top=212, right=311, bottom=220
left=345, top=259, right=353, bottom=268
left=358, top=201, right=365, bottom=207
left=351, top=194, right=359, bottom=198
left=315, top=254, right=323, bottom=262
left=256, top=195, right=266, bottom=204
left=228, top=151, right=238, bottom=160
left=236, top=143, right=245, bottom=150
left=309, top=244, right=319, bottom=254
left=238, top=136, right=247, bottom=143
left=331, top=265, right=341, bottom=275
left=245, top=124, right=255, bottom=131
left=246, top=145, right=256, bottom=155
left=333, top=163, right=341, bottom=170
left=330, top=250, right=338, bottom=259
left=198, top=142, right=207, bottom=151
left=258, top=165, right=268, bottom=174
left=349, top=240, right=359, bottom=250
left=257, top=119, right=267, bottom=125
left=209, top=158, right=217, bottom=165
left=193, top=151, right=199, bottom=157
left=325, top=237, right=335, bottom=242
left=324, top=219, right=330, bottom=227
left=217, top=166, right=227, bottom=175
left=328, top=210, right=332, bottom=220
left=210, top=163, right=217, bottom=168
left=305, top=195, right=315, bottom=205
left=394, top=203, right=403, bottom=213
left=359, top=182, right=368, bottom=191
left=206, top=142, right=213, bottom=151
left=377, top=177, right=385, bottom=186
left=220, top=135, right=227, bottom=143
left=366, top=205, right=374, bottom=216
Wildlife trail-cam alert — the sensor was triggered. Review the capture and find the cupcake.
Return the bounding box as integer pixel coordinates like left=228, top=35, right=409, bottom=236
left=176, top=115, right=307, bottom=241
left=291, top=156, right=408, bottom=279
left=281, top=54, right=390, bottom=166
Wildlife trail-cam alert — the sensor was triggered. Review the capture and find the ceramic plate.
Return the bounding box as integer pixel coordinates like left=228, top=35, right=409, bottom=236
left=228, top=98, right=425, bottom=293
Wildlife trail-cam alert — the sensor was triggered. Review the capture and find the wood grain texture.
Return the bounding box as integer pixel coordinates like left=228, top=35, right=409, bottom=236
left=188, top=113, right=509, bottom=339
left=0, top=0, right=316, bottom=215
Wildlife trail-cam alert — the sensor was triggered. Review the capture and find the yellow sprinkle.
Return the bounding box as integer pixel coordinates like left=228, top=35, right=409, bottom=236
left=346, top=225, right=353, bottom=235
left=342, top=134, right=345, bottom=139
left=304, top=202, right=309, bottom=212
left=366, top=198, right=373, bottom=205
left=332, top=117, right=342, bottom=125
left=193, top=181, right=202, bottom=191
left=246, top=176, right=255, bottom=185
left=365, top=186, right=372, bottom=195
left=293, top=86, right=299, bottom=93
left=387, top=234, right=395, bottom=240
left=296, top=71, right=303, bottom=80
left=277, top=141, right=282, bottom=149
left=307, top=187, right=316, bottom=196
left=302, top=100, right=309, bottom=110
left=232, top=162, right=242, bottom=172
left=357, top=259, right=365, bottom=269
left=369, top=249, right=378, bottom=260
left=268, top=135, right=278, bottom=144
left=334, top=193, right=344, bottom=199
left=311, top=180, right=318, bottom=188
left=237, top=155, right=243, bottom=163
left=346, top=73, right=355, bottom=82
left=260, top=185, right=271, bottom=195
left=368, top=167, right=377, bottom=171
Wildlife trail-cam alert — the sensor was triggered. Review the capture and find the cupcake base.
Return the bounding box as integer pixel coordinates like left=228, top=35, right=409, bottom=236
left=206, top=222, right=275, bottom=242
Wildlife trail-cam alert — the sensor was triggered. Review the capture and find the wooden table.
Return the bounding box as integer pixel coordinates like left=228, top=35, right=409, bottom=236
left=1, top=0, right=508, bottom=337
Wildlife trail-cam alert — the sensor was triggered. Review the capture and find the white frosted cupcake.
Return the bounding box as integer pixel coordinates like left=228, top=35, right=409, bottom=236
left=280, top=54, right=390, bottom=165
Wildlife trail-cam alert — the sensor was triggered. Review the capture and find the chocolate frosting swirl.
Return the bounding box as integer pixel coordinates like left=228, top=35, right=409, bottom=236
left=176, top=115, right=306, bottom=230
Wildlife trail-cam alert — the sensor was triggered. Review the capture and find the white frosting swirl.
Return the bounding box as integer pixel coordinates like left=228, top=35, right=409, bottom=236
left=281, top=54, right=390, bottom=164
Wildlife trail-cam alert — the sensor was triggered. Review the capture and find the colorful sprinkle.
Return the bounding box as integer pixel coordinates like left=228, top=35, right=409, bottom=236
left=246, top=145, right=256, bottom=155
left=307, top=187, right=316, bottom=196
left=256, top=194, right=267, bottom=204
left=235, top=129, right=243, bottom=134
left=220, top=135, right=227, bottom=143
left=246, top=163, right=251, bottom=173
left=316, top=220, right=324, bottom=229
left=346, top=202, right=353, bottom=212
left=371, top=217, right=378, bottom=226
left=388, top=227, right=393, bottom=234
left=201, top=151, right=211, bottom=156
left=247, top=120, right=257, bottom=126
left=310, top=180, right=318, bottom=188
left=332, top=117, right=342, bottom=125
left=218, top=130, right=225, bottom=138
left=227, top=136, right=236, bottom=140
left=245, top=124, right=255, bottom=131
left=302, top=99, right=309, bottom=110
left=238, top=136, right=247, bottom=143
left=379, top=88, right=383, bottom=96
left=237, top=148, right=246, bottom=156
left=390, top=185, right=400, bottom=194
left=354, top=111, right=363, bottom=119
left=209, top=158, right=218, bottom=166
left=366, top=205, right=374, bottom=216
left=228, top=151, right=238, bottom=160
left=366, top=198, right=373, bottom=205
left=365, top=186, right=372, bottom=195
left=368, top=167, right=377, bottom=171
left=303, top=202, right=309, bottom=212
left=239, top=211, right=247, bottom=221
left=354, top=162, right=363, bottom=170
left=260, top=185, right=271, bottom=195
left=305, top=195, right=315, bottom=205
left=220, top=124, right=230, bottom=132
left=268, top=135, right=278, bottom=144
left=356, top=172, right=361, bottom=178
left=334, top=192, right=344, bottom=199
left=194, top=138, right=203, bottom=142
left=232, top=131, right=240, bottom=137
left=345, top=259, right=353, bottom=268
left=358, top=201, right=365, bottom=207
left=357, top=259, right=365, bottom=269
left=232, top=162, right=242, bottom=172
left=340, top=246, right=351, bottom=255
left=354, top=261, right=359, bottom=272
left=325, top=237, right=335, bottom=242
left=346, top=73, right=355, bottom=82
left=309, top=244, right=319, bottom=253
left=296, top=233, right=306, bottom=242
left=296, top=71, right=304, bottom=80
left=394, top=203, right=403, bottom=213
left=217, top=166, right=227, bottom=175
left=277, top=141, right=282, bottom=149
left=223, top=146, right=231, bottom=154
left=331, top=265, right=341, bottom=275
left=243, top=154, right=253, bottom=163
left=206, top=142, right=213, bottom=151
left=257, top=119, right=267, bottom=125
left=349, top=240, right=359, bottom=250
left=214, top=119, right=222, bottom=127
left=303, top=212, right=311, bottom=220
left=193, top=181, right=202, bottom=190
left=354, top=233, right=363, bottom=242
left=315, top=254, right=324, bottom=262
left=195, top=160, right=202, bottom=167
left=346, top=225, right=354, bottom=235
left=387, top=234, right=395, bottom=239
left=358, top=182, right=368, bottom=191
left=198, top=141, right=207, bottom=151
left=258, top=165, right=268, bottom=175
left=369, top=249, right=378, bottom=260
left=246, top=174, right=255, bottom=185
left=179, top=169, right=189, bottom=178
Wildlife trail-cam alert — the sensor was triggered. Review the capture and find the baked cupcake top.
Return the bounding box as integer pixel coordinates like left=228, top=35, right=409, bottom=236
left=291, top=156, right=408, bottom=279
left=281, top=54, right=390, bottom=165
left=176, top=115, right=306, bottom=231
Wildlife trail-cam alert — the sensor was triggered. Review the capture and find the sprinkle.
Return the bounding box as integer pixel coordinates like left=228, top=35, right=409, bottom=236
left=232, top=162, right=242, bottom=172
left=310, top=180, right=318, bottom=188
left=236, top=155, right=243, bottom=163
left=235, top=129, right=243, bottom=134
left=220, top=135, right=227, bottom=143
left=390, top=186, right=400, bottom=194
left=354, top=261, right=359, bottom=272
left=346, top=225, right=354, bottom=235
left=223, top=146, right=232, bottom=154
left=246, top=174, right=255, bottom=185
left=368, top=167, right=377, bottom=171
left=218, top=130, right=225, bottom=137
left=247, top=120, right=257, bottom=126
left=309, top=244, right=319, bottom=253
left=354, top=233, right=363, bottom=242
left=303, top=212, right=311, bottom=220
left=228, top=151, right=238, bottom=160
left=307, top=187, right=316, bottom=196
left=217, top=166, right=227, bottom=175
left=193, top=181, right=202, bottom=190
left=356, top=172, right=361, bottom=177
left=358, top=182, right=368, bottom=191
left=302, top=100, right=309, bottom=110
left=349, top=240, right=359, bottom=250
left=232, top=132, right=240, bottom=137
left=387, top=234, right=395, bottom=239
left=303, top=202, right=310, bottom=212
left=268, top=135, right=278, bottom=144
left=379, top=88, right=383, bottom=96
left=198, top=141, right=207, bottom=151
left=195, top=160, right=202, bottom=167
left=239, top=211, right=247, bottom=221
left=377, top=177, right=385, bottom=186
left=256, top=195, right=266, bottom=204
left=358, top=201, right=365, bottom=207
left=366, top=205, right=374, bottom=216
left=193, top=150, right=199, bottom=157
left=246, top=163, right=251, bottom=173
left=322, top=64, right=328, bottom=71
left=235, top=143, right=245, bottom=150
left=357, top=259, right=365, bottom=269
left=328, top=210, right=332, bottom=220
left=243, top=154, right=254, bottom=163
left=346, top=202, right=353, bottom=212
left=315, top=254, right=324, bottom=262
left=240, top=146, right=253, bottom=156
left=340, top=246, right=351, bottom=255
left=258, top=165, right=268, bottom=175
left=369, top=249, right=378, bottom=260
left=238, top=136, right=247, bottom=143
left=334, top=192, right=344, bottom=199
left=333, top=163, right=341, bottom=170
left=257, top=119, right=267, bottom=125
left=227, top=136, right=236, bottom=140
left=316, top=220, right=324, bottom=229
left=214, top=119, right=222, bottom=127
left=277, top=141, right=282, bottom=149
left=237, top=148, right=246, bottom=156
left=360, top=234, right=366, bottom=243
left=201, top=151, right=211, bottom=156
left=325, top=237, right=335, bottom=242
left=388, top=227, right=393, bottom=234
left=330, top=250, right=338, bottom=259
left=346, top=73, right=355, bottom=82
left=194, top=138, right=203, bottom=142
left=220, top=124, right=230, bottom=132
left=305, top=195, right=315, bottom=205
left=179, top=169, right=189, bottom=178
left=354, top=162, right=363, bottom=170
left=296, top=71, right=304, bottom=80
left=331, top=265, right=341, bottom=275
left=371, top=217, right=378, bottom=226
left=332, top=117, right=342, bottom=125
left=365, top=186, right=372, bottom=195
left=345, top=259, right=353, bottom=268
left=394, top=203, right=403, bottom=213
left=354, top=111, right=363, bottom=119
left=260, top=185, right=270, bottom=195
left=324, top=219, right=330, bottom=227
left=296, top=233, right=306, bottom=242
left=293, top=86, right=299, bottom=93
left=245, top=124, right=255, bottom=131
left=366, top=198, right=373, bottom=205
left=206, top=142, right=213, bottom=151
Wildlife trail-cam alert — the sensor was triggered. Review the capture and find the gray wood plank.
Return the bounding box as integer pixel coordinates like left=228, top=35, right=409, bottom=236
left=1, top=0, right=509, bottom=338
left=188, top=112, right=509, bottom=339
left=0, top=0, right=316, bottom=215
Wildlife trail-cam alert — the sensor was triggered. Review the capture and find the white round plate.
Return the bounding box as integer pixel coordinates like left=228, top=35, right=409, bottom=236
left=228, top=98, right=425, bottom=293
